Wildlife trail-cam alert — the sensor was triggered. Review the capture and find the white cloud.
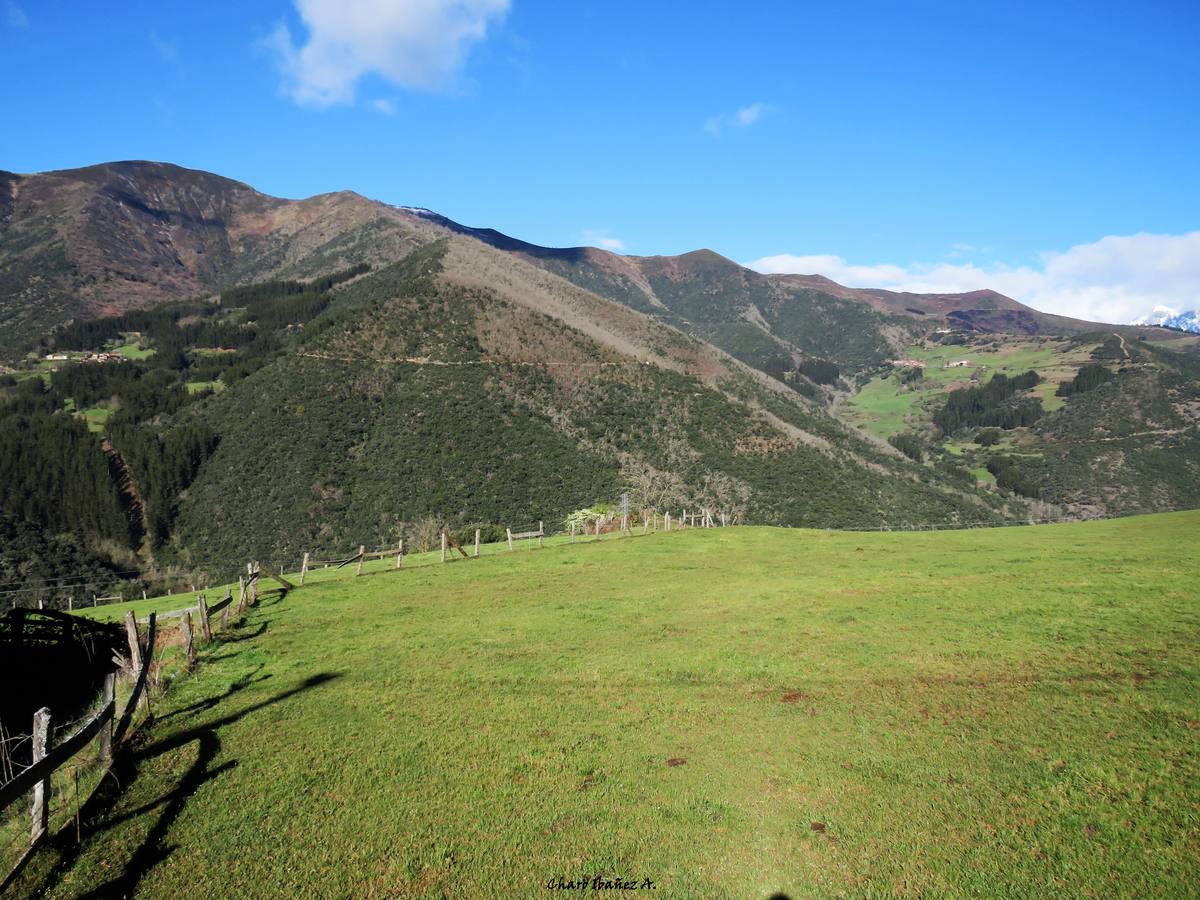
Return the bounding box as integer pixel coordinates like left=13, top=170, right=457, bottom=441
left=746, top=231, right=1200, bottom=325
left=269, top=0, right=510, bottom=107
left=149, top=30, right=179, bottom=62
left=704, top=102, right=768, bottom=136
left=371, top=98, right=397, bottom=115
left=582, top=229, right=625, bottom=251
left=6, top=2, right=28, bottom=27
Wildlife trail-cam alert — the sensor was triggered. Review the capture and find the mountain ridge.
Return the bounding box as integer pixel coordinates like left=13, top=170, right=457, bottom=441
left=2, top=160, right=1181, bottom=364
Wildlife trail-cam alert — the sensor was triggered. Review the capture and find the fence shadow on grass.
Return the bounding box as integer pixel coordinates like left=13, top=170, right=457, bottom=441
left=22, top=672, right=343, bottom=899
left=154, top=664, right=270, bottom=725
left=213, top=621, right=268, bottom=645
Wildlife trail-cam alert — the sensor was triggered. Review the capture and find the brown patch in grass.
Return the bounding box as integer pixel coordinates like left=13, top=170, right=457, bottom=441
left=810, top=821, right=827, bottom=833
left=781, top=691, right=809, bottom=704
left=666, top=757, right=687, bottom=767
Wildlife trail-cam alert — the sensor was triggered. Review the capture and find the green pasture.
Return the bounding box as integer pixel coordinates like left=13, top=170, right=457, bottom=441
left=842, top=338, right=1094, bottom=438
left=15, top=512, right=1200, bottom=898
left=114, top=343, right=155, bottom=360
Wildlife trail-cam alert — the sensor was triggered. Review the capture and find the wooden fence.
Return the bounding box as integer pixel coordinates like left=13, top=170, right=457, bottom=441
left=507, top=522, right=544, bottom=550
left=0, top=550, right=278, bottom=889
left=0, top=612, right=156, bottom=890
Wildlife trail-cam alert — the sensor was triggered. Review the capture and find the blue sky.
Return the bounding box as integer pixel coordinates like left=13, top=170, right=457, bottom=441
left=2, top=0, right=1198, bottom=322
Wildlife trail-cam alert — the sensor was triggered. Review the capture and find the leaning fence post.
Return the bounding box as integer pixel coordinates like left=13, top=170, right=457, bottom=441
left=506, top=528, right=514, bottom=551
left=474, top=529, right=480, bottom=557
left=441, top=530, right=447, bottom=563
left=124, top=611, right=142, bottom=676
left=99, top=673, right=115, bottom=763
left=197, top=594, right=212, bottom=642
left=396, top=539, right=404, bottom=569
left=181, top=611, right=196, bottom=666
left=300, top=552, right=309, bottom=585
left=237, top=576, right=247, bottom=614
left=220, top=591, right=232, bottom=629
left=356, top=546, right=365, bottom=577
left=29, top=707, right=51, bottom=845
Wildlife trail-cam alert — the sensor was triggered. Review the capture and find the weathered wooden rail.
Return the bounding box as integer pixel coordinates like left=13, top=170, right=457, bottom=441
left=0, top=612, right=157, bottom=891
left=506, top=522, right=545, bottom=550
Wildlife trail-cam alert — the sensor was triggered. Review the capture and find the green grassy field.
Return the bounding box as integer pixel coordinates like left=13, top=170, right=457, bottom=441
left=114, top=343, right=155, bottom=360
left=15, top=513, right=1200, bottom=898
left=842, top=339, right=1093, bottom=439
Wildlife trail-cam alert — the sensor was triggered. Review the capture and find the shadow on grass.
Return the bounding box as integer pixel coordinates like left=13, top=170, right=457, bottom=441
left=217, top=621, right=269, bottom=644
left=255, top=589, right=288, bottom=609
left=24, top=672, right=342, bottom=899
left=154, top=664, right=270, bottom=724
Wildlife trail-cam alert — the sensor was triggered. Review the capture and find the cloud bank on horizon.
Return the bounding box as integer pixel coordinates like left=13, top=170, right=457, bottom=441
left=269, top=0, right=509, bottom=106
left=747, top=231, right=1200, bottom=326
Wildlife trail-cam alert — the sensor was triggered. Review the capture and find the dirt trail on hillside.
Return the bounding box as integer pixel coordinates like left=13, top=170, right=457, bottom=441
left=295, top=350, right=626, bottom=368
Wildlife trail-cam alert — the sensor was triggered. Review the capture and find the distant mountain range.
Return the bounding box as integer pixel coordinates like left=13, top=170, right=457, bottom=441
left=0, top=161, right=1182, bottom=362
left=1131, top=306, right=1200, bottom=333
left=0, top=160, right=1197, bottom=587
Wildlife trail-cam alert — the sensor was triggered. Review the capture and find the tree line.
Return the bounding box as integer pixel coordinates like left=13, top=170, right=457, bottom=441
left=934, top=371, right=1043, bottom=434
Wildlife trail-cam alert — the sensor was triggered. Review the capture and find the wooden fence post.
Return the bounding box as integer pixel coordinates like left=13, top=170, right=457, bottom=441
left=30, top=707, right=51, bottom=845
left=197, top=594, right=212, bottom=642
left=570, top=521, right=576, bottom=542
left=665, top=513, right=671, bottom=531
left=506, top=528, right=514, bottom=551
left=124, top=611, right=142, bottom=676
left=356, top=546, right=365, bottom=577
left=220, top=592, right=232, bottom=629
left=237, top=576, right=247, bottom=614
left=300, top=552, right=309, bottom=585
left=538, top=521, right=544, bottom=549
left=474, top=530, right=480, bottom=558
left=396, top=539, right=404, bottom=569
left=181, top=611, right=195, bottom=665
left=98, top=673, right=115, bottom=763
left=441, top=530, right=447, bottom=563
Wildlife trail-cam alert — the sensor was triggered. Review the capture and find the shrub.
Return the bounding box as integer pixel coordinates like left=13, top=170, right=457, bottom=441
left=975, top=428, right=1002, bottom=447
left=1056, top=364, right=1114, bottom=397
left=987, top=455, right=1041, bottom=498
left=888, top=433, right=924, bottom=462
left=454, top=523, right=505, bottom=546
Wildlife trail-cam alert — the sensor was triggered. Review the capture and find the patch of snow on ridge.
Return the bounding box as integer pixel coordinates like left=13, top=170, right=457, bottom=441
left=1130, top=306, right=1200, bottom=333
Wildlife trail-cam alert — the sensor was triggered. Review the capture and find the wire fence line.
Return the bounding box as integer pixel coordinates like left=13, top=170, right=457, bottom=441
left=3, top=504, right=1183, bottom=612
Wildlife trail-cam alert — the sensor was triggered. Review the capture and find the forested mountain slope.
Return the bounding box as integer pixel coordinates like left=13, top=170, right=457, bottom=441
left=1, top=160, right=1195, bottom=595
left=166, top=238, right=1005, bottom=571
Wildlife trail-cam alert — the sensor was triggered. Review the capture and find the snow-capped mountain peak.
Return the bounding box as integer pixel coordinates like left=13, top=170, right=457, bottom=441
left=1131, top=306, right=1200, bottom=333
